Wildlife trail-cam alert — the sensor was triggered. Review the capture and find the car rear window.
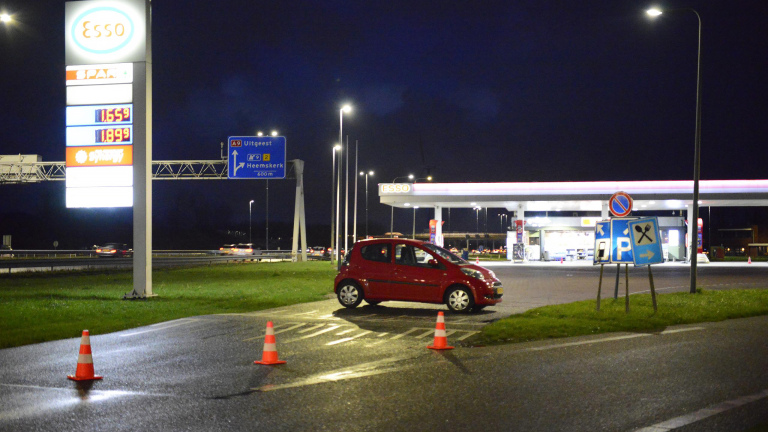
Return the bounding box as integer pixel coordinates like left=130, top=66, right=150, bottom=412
left=360, top=243, right=391, bottom=263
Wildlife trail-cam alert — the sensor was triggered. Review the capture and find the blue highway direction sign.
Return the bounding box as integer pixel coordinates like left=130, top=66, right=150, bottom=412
left=228, top=136, right=286, bottom=179
left=610, top=218, right=635, bottom=264
left=593, top=221, right=611, bottom=264
left=629, top=217, right=664, bottom=266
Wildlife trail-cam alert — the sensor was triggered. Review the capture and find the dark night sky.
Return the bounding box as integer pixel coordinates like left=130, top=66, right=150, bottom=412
left=1, top=0, right=767, bottom=249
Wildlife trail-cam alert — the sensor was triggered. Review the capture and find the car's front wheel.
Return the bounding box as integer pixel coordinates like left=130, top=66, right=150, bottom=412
left=337, top=281, right=364, bottom=308
left=445, top=286, right=474, bottom=313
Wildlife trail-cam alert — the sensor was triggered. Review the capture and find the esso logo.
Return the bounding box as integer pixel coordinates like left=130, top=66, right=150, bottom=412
left=72, top=7, right=135, bottom=55
left=380, top=183, right=412, bottom=194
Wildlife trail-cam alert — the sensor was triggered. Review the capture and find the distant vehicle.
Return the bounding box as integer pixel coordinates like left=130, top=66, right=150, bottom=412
left=309, top=246, right=329, bottom=259
left=219, top=244, right=236, bottom=255
left=95, top=243, right=133, bottom=258
left=334, top=238, right=503, bottom=313
left=232, top=243, right=255, bottom=255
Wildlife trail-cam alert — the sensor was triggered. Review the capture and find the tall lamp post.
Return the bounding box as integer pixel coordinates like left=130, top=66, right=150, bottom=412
left=337, top=104, right=352, bottom=268
left=360, top=170, right=374, bottom=238
left=647, top=7, right=702, bottom=294
left=390, top=174, right=414, bottom=237
left=249, top=200, right=254, bottom=244
left=330, top=145, right=341, bottom=264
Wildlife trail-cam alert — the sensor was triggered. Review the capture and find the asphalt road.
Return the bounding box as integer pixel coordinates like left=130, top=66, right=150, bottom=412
left=0, top=261, right=766, bottom=431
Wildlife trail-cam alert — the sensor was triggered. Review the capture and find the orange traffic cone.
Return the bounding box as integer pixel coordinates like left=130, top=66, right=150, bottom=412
left=254, top=321, right=287, bottom=365
left=748, top=256, right=752, bottom=264
left=475, top=256, right=480, bottom=265
left=67, top=330, right=103, bottom=381
left=428, top=311, right=454, bottom=350
left=560, top=257, right=564, bottom=264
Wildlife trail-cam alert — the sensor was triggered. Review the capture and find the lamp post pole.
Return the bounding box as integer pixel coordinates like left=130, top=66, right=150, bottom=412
left=360, top=170, right=374, bottom=239
left=390, top=174, right=414, bottom=237
left=337, top=105, right=351, bottom=268
left=330, top=145, right=340, bottom=264
left=249, top=200, right=254, bottom=244
left=265, top=180, right=269, bottom=251
left=647, top=7, right=702, bottom=294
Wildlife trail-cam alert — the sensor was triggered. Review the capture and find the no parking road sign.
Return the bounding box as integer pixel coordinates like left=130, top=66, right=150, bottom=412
left=628, top=217, right=664, bottom=266
left=609, top=191, right=633, bottom=218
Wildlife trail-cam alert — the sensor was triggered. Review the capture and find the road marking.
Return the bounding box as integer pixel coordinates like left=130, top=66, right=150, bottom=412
left=326, top=331, right=372, bottom=346
left=632, top=389, right=768, bottom=432
left=242, top=323, right=306, bottom=341
left=119, top=319, right=199, bottom=337
left=659, top=327, right=705, bottom=335
left=390, top=328, right=421, bottom=340
left=254, top=356, right=416, bottom=392
left=292, top=325, right=342, bottom=340
left=416, top=329, right=436, bottom=338
left=525, top=327, right=706, bottom=352
left=296, top=323, right=326, bottom=333
left=456, top=330, right=480, bottom=341
left=335, top=329, right=356, bottom=336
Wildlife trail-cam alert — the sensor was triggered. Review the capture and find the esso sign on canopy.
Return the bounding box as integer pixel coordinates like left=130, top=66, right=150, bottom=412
left=380, top=183, right=412, bottom=194
left=65, top=0, right=147, bottom=65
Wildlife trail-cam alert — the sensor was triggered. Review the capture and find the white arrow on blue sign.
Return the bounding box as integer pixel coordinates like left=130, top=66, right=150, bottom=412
left=593, top=221, right=611, bottom=264
left=628, top=217, right=664, bottom=266
left=228, top=136, right=286, bottom=179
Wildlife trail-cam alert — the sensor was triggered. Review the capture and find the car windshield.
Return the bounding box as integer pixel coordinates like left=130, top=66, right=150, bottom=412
left=422, top=243, right=467, bottom=264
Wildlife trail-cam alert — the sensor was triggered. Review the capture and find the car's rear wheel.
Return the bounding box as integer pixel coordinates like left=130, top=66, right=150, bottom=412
left=337, top=281, right=363, bottom=308
left=445, top=286, right=474, bottom=313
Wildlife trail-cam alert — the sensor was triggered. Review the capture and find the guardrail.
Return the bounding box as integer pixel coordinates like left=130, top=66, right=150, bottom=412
left=0, top=249, right=314, bottom=273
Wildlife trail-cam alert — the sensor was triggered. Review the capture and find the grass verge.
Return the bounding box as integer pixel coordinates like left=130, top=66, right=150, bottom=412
left=0, top=261, right=337, bottom=349
left=477, top=288, right=768, bottom=345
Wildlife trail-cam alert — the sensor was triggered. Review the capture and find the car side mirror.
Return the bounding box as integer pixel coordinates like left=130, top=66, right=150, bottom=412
left=428, top=259, right=439, bottom=267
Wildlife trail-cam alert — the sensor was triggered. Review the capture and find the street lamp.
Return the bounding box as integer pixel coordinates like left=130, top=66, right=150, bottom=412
left=474, top=207, right=481, bottom=232
left=337, top=104, right=352, bottom=267
left=330, top=144, right=341, bottom=264
left=390, top=174, right=414, bottom=237
left=647, top=6, right=702, bottom=294
left=359, top=170, right=374, bottom=239
left=1, top=13, right=12, bottom=24
left=499, top=213, right=508, bottom=232
left=249, top=200, right=254, bottom=244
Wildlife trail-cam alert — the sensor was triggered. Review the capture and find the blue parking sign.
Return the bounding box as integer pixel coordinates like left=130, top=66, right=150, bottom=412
left=610, top=218, right=635, bottom=263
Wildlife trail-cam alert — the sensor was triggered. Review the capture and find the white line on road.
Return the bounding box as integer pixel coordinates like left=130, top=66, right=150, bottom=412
left=119, top=319, right=200, bottom=337
left=524, top=327, right=706, bottom=352
left=326, top=331, right=372, bottom=346
left=632, top=388, right=768, bottom=432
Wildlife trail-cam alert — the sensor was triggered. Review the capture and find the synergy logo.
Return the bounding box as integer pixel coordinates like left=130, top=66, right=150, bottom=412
left=71, top=7, right=135, bottom=55
left=66, top=146, right=133, bottom=167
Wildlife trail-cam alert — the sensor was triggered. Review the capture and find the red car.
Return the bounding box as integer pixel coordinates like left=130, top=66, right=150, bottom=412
left=334, top=238, right=503, bottom=313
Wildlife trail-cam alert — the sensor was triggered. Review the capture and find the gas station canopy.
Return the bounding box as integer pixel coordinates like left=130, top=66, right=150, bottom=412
left=379, top=179, right=768, bottom=212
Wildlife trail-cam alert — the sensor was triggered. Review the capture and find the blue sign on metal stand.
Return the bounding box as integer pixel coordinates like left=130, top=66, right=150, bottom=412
left=227, top=136, right=286, bottom=179
left=594, top=221, right=611, bottom=264
left=610, top=218, right=635, bottom=263
left=629, top=217, right=664, bottom=266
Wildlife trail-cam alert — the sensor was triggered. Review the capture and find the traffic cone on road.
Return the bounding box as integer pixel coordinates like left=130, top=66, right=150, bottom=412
left=475, top=256, right=480, bottom=265
left=748, top=256, right=752, bottom=264
left=428, top=312, right=454, bottom=350
left=67, top=330, right=103, bottom=381
left=254, top=321, right=287, bottom=365
left=560, top=257, right=564, bottom=264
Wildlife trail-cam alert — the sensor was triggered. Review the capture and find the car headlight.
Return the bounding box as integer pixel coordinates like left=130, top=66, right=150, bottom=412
left=461, top=268, right=485, bottom=280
